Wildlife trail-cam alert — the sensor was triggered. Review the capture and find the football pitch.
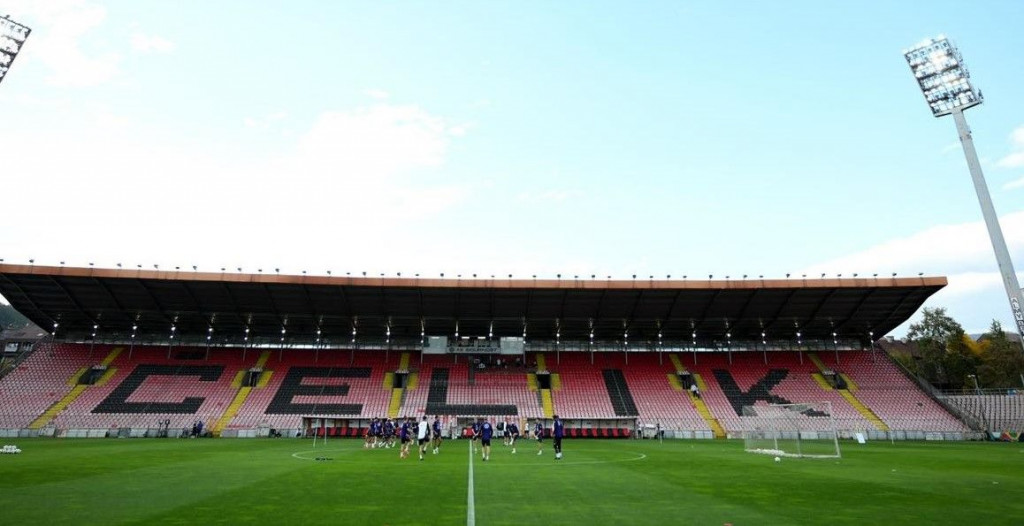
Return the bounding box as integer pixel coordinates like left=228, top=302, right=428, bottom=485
left=1, top=437, right=1021, bottom=525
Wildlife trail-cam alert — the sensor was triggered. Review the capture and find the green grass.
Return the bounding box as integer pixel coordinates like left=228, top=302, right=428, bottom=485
left=1, top=438, right=1022, bottom=525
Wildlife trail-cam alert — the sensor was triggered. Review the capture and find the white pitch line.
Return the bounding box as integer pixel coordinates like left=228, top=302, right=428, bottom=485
left=466, top=440, right=476, bottom=526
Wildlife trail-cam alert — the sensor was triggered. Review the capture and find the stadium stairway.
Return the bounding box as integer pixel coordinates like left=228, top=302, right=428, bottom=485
left=536, top=353, right=555, bottom=418
left=386, top=353, right=412, bottom=418
left=808, top=353, right=889, bottom=432
left=213, top=351, right=272, bottom=436
left=670, top=354, right=726, bottom=438
left=29, top=347, right=123, bottom=429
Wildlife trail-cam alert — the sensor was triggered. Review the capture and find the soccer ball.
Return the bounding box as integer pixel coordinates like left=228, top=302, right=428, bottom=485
left=774, top=456, right=781, bottom=462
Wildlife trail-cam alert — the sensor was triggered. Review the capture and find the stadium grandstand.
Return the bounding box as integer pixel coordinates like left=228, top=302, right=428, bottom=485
left=0, top=262, right=1016, bottom=441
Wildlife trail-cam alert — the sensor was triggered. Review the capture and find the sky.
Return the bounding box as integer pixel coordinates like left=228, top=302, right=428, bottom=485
left=1, top=1, right=1023, bottom=337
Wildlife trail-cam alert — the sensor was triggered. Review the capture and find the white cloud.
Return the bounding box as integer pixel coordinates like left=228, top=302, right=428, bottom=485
left=1012, top=127, right=1024, bottom=147
left=892, top=269, right=1021, bottom=336
left=1003, top=177, right=1024, bottom=190
left=130, top=32, right=174, bottom=54
left=804, top=214, right=1024, bottom=336
left=996, top=126, right=1024, bottom=168
left=997, top=152, right=1024, bottom=169
left=517, top=189, right=578, bottom=204
left=364, top=89, right=390, bottom=100
left=941, top=141, right=960, bottom=154
left=939, top=271, right=1004, bottom=298
left=243, top=110, right=289, bottom=130
left=292, top=104, right=450, bottom=179
left=0, top=102, right=471, bottom=275
left=802, top=211, right=1024, bottom=277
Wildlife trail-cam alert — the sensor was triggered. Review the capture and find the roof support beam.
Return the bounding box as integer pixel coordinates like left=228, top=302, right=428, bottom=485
left=180, top=280, right=205, bottom=314
left=734, top=289, right=760, bottom=325
left=0, top=273, right=50, bottom=328
left=48, top=276, right=94, bottom=325
left=874, top=288, right=920, bottom=336
left=835, top=288, right=878, bottom=334
left=763, top=288, right=800, bottom=335
left=591, top=287, right=608, bottom=336
left=92, top=277, right=127, bottom=314
left=261, top=282, right=284, bottom=327
left=624, top=289, right=644, bottom=335
left=660, top=288, right=684, bottom=335
left=135, top=279, right=172, bottom=326
left=558, top=288, right=570, bottom=332
left=218, top=282, right=247, bottom=335
left=694, top=289, right=724, bottom=335
left=299, top=282, right=321, bottom=327
left=805, top=288, right=839, bottom=330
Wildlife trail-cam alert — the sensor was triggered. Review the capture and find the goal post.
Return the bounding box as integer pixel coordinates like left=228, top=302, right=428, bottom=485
left=742, top=402, right=841, bottom=459
left=303, top=416, right=329, bottom=448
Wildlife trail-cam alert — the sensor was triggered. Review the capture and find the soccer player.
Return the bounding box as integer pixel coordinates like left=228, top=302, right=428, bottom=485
left=366, top=417, right=380, bottom=449
left=502, top=418, right=511, bottom=446
left=432, top=416, right=443, bottom=454
left=471, top=419, right=481, bottom=453
left=417, top=416, right=430, bottom=460
left=534, top=419, right=545, bottom=455
left=480, top=418, right=493, bottom=461
left=371, top=417, right=382, bottom=448
left=508, top=420, right=520, bottom=454
left=552, top=414, right=564, bottom=460
left=383, top=418, right=395, bottom=449
left=399, top=418, right=412, bottom=459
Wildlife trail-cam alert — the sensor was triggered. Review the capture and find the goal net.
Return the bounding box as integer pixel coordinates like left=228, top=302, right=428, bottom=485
left=742, top=402, right=841, bottom=459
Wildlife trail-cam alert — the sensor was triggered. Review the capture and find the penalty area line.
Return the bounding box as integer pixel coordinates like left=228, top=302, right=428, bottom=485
left=467, top=440, right=476, bottom=526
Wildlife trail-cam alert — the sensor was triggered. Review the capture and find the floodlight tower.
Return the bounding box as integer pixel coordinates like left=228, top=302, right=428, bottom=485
left=904, top=36, right=1024, bottom=340
left=0, top=14, right=32, bottom=86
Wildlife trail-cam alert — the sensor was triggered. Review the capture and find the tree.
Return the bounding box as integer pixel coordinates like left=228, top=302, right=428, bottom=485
left=976, top=320, right=1024, bottom=389
left=0, top=303, right=30, bottom=331
left=905, top=307, right=978, bottom=389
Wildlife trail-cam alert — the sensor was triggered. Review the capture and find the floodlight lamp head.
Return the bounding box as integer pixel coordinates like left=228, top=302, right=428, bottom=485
left=904, top=36, right=982, bottom=117
left=0, top=15, right=32, bottom=86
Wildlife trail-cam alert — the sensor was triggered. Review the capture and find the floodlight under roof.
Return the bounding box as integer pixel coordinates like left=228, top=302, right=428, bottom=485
left=0, top=15, right=31, bottom=87
left=904, top=36, right=982, bottom=117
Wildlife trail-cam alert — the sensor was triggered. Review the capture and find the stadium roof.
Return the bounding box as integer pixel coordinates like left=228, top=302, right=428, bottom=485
left=0, top=264, right=945, bottom=346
